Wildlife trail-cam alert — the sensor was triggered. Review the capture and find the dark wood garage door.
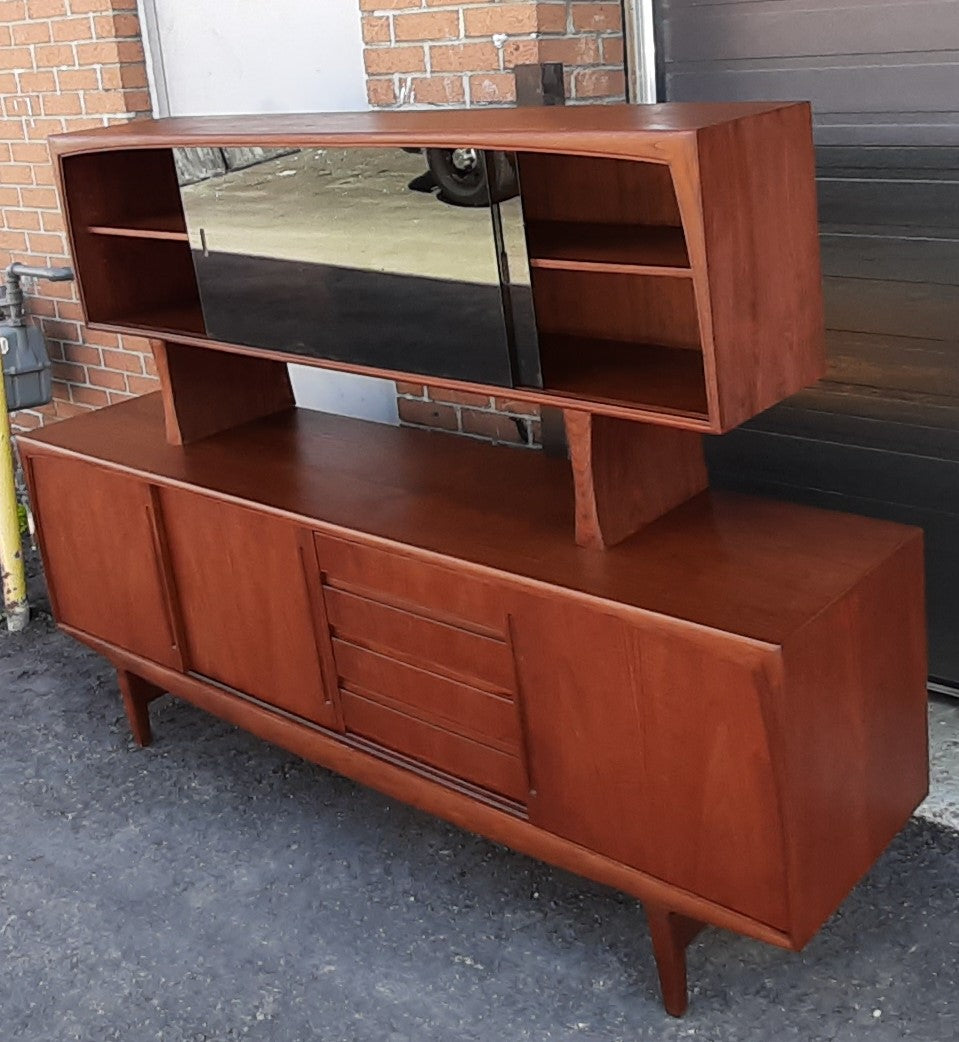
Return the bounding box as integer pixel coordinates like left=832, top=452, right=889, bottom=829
left=655, top=0, right=959, bottom=686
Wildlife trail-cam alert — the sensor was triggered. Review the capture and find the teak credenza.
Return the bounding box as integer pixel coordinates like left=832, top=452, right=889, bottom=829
left=21, top=106, right=928, bottom=1016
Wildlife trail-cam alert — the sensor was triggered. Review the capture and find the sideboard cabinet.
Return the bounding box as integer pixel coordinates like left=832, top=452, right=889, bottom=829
left=20, top=106, right=928, bottom=1017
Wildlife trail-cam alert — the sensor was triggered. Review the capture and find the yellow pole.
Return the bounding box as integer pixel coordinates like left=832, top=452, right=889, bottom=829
left=0, top=349, right=28, bottom=632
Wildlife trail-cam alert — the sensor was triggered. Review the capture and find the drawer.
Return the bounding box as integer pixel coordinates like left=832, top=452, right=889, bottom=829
left=333, top=638, right=520, bottom=752
left=324, top=586, right=515, bottom=693
left=315, top=532, right=508, bottom=636
left=341, top=689, right=527, bottom=803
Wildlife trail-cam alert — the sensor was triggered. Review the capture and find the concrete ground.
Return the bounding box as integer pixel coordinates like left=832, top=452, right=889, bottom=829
left=2, top=555, right=958, bottom=1042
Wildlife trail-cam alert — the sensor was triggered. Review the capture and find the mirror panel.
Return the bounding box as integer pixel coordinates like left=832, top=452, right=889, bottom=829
left=176, top=146, right=540, bottom=388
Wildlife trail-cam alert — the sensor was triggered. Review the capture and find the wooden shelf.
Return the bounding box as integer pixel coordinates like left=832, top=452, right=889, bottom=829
left=526, top=221, right=691, bottom=276
left=88, top=212, right=188, bottom=242
left=538, top=335, right=709, bottom=418
left=112, top=302, right=207, bottom=337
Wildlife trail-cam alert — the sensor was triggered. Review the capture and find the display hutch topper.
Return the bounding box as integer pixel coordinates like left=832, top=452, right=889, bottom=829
left=20, top=105, right=928, bottom=1016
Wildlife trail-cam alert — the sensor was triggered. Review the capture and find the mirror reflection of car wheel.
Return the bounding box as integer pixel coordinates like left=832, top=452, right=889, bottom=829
left=426, top=148, right=519, bottom=207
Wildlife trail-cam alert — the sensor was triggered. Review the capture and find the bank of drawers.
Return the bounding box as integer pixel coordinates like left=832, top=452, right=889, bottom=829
left=315, top=534, right=529, bottom=805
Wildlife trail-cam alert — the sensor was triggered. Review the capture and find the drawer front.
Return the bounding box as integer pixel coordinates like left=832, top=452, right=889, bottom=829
left=333, top=639, right=519, bottom=751
left=314, top=532, right=529, bottom=804
left=324, top=586, right=515, bottom=693
left=341, top=690, right=527, bottom=803
left=314, top=532, right=507, bottom=636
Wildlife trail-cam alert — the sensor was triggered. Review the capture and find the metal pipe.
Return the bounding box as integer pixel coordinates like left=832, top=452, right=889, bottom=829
left=0, top=348, right=27, bottom=633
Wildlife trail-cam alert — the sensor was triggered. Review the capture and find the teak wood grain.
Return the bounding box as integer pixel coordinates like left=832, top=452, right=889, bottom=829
left=27, top=104, right=926, bottom=1017
left=564, top=409, right=707, bottom=547
left=49, top=103, right=824, bottom=435
left=20, top=396, right=927, bottom=1013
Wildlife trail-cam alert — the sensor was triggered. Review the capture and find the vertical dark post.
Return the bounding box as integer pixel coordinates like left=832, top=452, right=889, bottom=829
left=513, top=62, right=568, bottom=458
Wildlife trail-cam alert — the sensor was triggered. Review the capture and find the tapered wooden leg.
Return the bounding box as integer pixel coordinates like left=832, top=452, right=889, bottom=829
left=645, top=904, right=706, bottom=1017
left=116, top=668, right=165, bottom=747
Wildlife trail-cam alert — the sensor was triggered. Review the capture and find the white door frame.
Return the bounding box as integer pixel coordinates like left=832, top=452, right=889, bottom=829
left=622, top=0, right=658, bottom=103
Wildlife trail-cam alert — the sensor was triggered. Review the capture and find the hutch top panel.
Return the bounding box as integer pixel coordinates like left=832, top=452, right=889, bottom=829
left=50, top=103, right=825, bottom=433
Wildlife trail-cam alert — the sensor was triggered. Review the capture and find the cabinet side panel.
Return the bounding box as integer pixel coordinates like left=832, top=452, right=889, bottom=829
left=778, top=532, right=928, bottom=945
left=511, top=595, right=790, bottom=929
left=697, top=104, right=825, bottom=429
left=21, top=451, right=181, bottom=669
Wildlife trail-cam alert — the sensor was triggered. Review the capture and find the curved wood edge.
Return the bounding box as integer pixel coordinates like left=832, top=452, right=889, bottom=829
left=152, top=339, right=295, bottom=445
left=565, top=409, right=707, bottom=549
left=46, top=103, right=805, bottom=159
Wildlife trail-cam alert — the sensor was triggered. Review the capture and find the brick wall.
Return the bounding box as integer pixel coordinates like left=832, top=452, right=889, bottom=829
left=361, top=0, right=627, bottom=445
left=1, top=0, right=156, bottom=434
left=362, top=1, right=626, bottom=110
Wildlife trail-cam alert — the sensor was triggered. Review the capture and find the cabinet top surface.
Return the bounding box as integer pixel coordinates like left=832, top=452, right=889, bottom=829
left=49, top=102, right=804, bottom=156
left=20, top=395, right=916, bottom=647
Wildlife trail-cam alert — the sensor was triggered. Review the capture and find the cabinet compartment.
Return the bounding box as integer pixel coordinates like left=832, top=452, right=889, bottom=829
left=156, top=488, right=336, bottom=728
left=60, top=149, right=205, bottom=336
left=530, top=268, right=708, bottom=417
left=23, top=454, right=181, bottom=670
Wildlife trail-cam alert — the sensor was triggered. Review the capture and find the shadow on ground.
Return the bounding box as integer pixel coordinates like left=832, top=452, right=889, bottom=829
left=1, top=553, right=957, bottom=1042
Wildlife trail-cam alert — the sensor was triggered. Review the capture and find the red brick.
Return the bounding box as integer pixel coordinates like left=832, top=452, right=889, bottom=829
left=539, top=36, right=601, bottom=66
left=53, top=399, right=92, bottom=419
left=0, top=187, right=19, bottom=205
left=461, top=408, right=526, bottom=443
left=366, top=79, right=397, bottom=107
left=358, top=0, right=419, bottom=9
left=35, top=44, right=77, bottom=69
left=54, top=299, right=83, bottom=320
left=81, top=328, right=119, bottom=348
left=431, top=388, right=491, bottom=408
left=56, top=68, right=98, bottom=89
left=27, top=0, right=66, bottom=15
left=398, top=398, right=458, bottom=431
left=430, top=42, right=499, bottom=73
left=0, top=1, right=26, bottom=20
left=537, top=2, right=569, bottom=33
left=395, top=382, right=426, bottom=397
left=75, top=40, right=119, bottom=64
left=361, top=15, right=391, bottom=45
left=468, top=72, right=516, bottom=104
left=52, top=17, right=93, bottom=42
left=27, top=231, right=64, bottom=254
left=42, top=92, right=83, bottom=116
left=61, top=343, right=102, bottom=366
left=69, top=0, right=116, bottom=11
left=602, top=35, right=625, bottom=66
left=101, top=347, right=144, bottom=373
left=465, top=4, right=538, bottom=36
left=125, top=374, right=160, bottom=395
left=503, top=39, right=541, bottom=68
left=572, top=2, right=622, bottom=32
left=99, top=62, right=147, bottom=89
left=93, top=13, right=141, bottom=38
left=12, top=22, right=52, bottom=45
left=494, top=397, right=542, bottom=416
left=573, top=67, right=626, bottom=99
left=393, top=10, right=459, bottom=42
left=40, top=210, right=65, bottom=232
left=87, top=366, right=127, bottom=390
left=52, top=360, right=86, bottom=383
left=364, top=45, right=425, bottom=75
left=71, top=384, right=109, bottom=407
left=0, top=47, right=33, bottom=70
left=409, top=74, right=465, bottom=105
left=20, top=186, right=57, bottom=208
left=4, top=210, right=40, bottom=231
left=11, top=141, right=49, bottom=163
